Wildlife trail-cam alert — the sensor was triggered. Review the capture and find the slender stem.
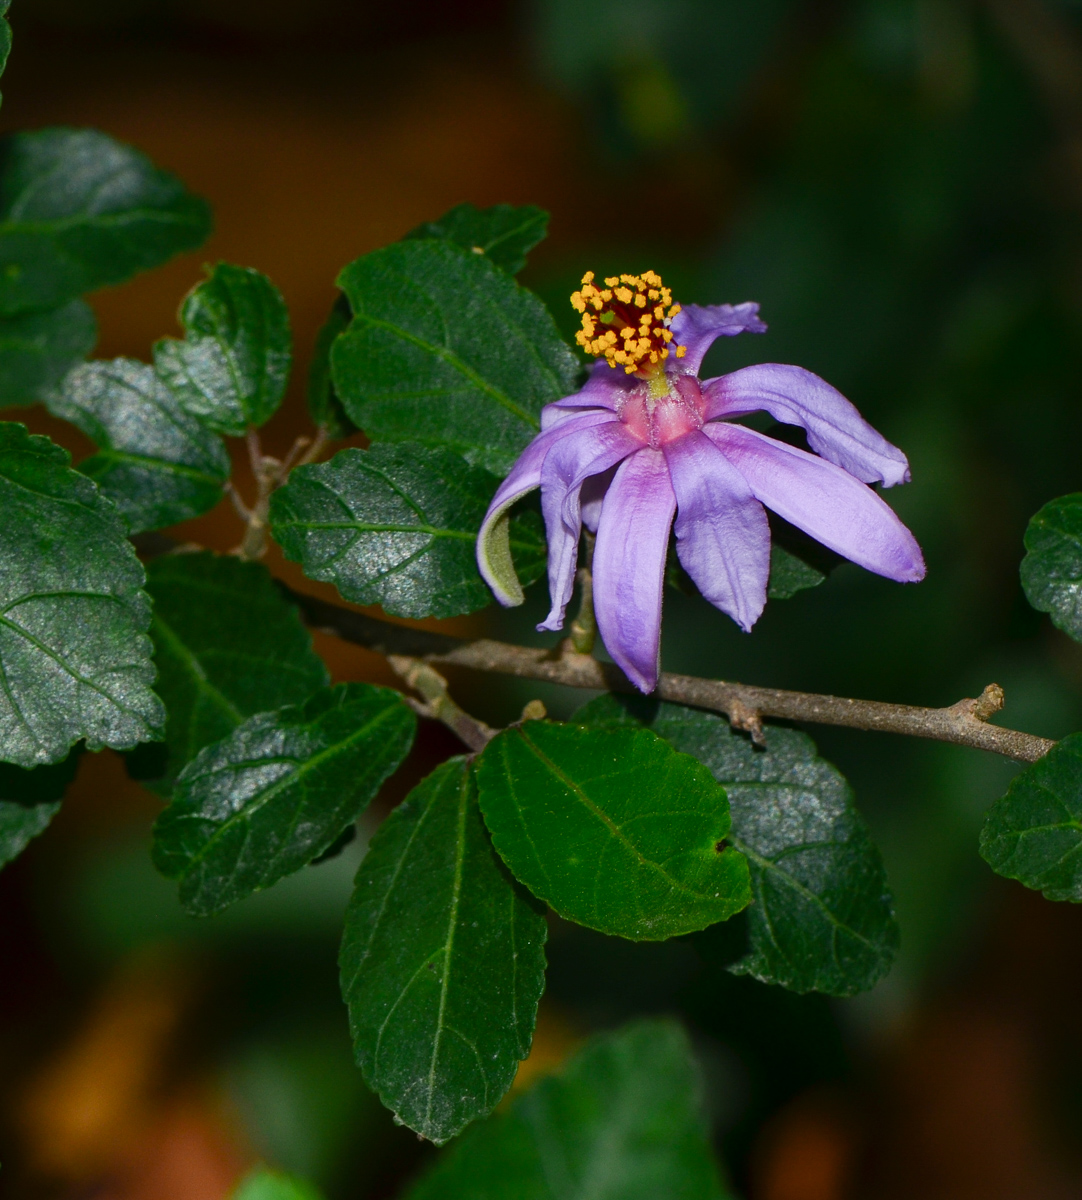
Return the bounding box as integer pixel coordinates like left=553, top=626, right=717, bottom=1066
left=283, top=585, right=1055, bottom=764
left=387, top=655, right=495, bottom=753
left=235, top=429, right=330, bottom=562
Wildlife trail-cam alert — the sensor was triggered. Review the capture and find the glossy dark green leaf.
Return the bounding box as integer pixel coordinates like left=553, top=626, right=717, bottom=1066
left=48, top=359, right=229, bottom=533
left=766, top=515, right=841, bottom=600
left=307, top=293, right=357, bottom=439
left=137, top=551, right=328, bottom=792
left=232, top=1168, right=325, bottom=1200
left=0, top=129, right=211, bottom=316
left=153, top=683, right=416, bottom=915
left=575, top=695, right=898, bottom=995
left=332, top=239, right=578, bottom=474
left=0, top=422, right=164, bottom=767
left=154, top=263, right=291, bottom=436
left=474, top=721, right=750, bottom=940
left=405, top=203, right=549, bottom=275
left=269, top=442, right=545, bottom=620
left=767, top=544, right=826, bottom=599
left=980, top=733, right=1082, bottom=901
left=407, top=1019, right=729, bottom=1200
left=0, top=300, right=96, bottom=407
left=0, top=746, right=82, bottom=869
left=341, top=757, right=547, bottom=1144
left=1020, top=494, right=1082, bottom=642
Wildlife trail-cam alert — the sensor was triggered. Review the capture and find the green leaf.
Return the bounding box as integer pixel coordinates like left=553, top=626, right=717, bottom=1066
left=1020, top=494, right=1082, bottom=642
left=154, top=263, right=291, bottom=436
left=0, top=0, right=12, bottom=104
left=767, top=544, right=826, bottom=599
left=341, top=757, right=547, bottom=1144
left=0, top=746, right=82, bottom=869
left=575, top=696, right=898, bottom=995
left=136, top=551, right=328, bottom=792
left=153, top=682, right=416, bottom=915
left=405, top=203, right=549, bottom=275
left=48, top=359, right=230, bottom=533
left=474, top=721, right=750, bottom=941
left=232, top=1167, right=325, bottom=1200
left=0, top=129, right=212, bottom=316
left=0, top=422, right=164, bottom=767
left=269, top=442, right=545, bottom=620
left=332, top=239, right=579, bottom=474
left=307, top=293, right=357, bottom=440
left=0, top=300, right=96, bottom=406
left=980, top=733, right=1082, bottom=901
left=767, top=515, right=841, bottom=600
left=406, top=1019, right=729, bottom=1200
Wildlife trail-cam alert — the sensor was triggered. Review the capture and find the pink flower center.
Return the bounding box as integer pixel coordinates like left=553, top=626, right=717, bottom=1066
left=615, top=374, right=705, bottom=449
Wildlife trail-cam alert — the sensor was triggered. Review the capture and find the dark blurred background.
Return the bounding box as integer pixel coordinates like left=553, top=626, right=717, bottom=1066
left=2, top=1, right=1082, bottom=1197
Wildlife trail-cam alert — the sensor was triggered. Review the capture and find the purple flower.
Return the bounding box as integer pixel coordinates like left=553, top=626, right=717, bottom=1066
left=477, top=271, right=925, bottom=693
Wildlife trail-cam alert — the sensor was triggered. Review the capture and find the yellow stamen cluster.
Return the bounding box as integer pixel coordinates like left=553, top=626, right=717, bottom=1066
left=571, top=270, right=687, bottom=375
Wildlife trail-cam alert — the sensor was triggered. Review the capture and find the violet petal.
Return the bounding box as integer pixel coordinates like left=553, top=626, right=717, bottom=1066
left=703, top=363, right=911, bottom=487
left=593, top=448, right=676, bottom=693
left=476, top=409, right=617, bottom=606
left=540, top=361, right=635, bottom=429
left=668, top=302, right=767, bottom=375
left=537, top=421, right=642, bottom=632
left=663, top=430, right=770, bottom=633
left=707, top=423, right=926, bottom=582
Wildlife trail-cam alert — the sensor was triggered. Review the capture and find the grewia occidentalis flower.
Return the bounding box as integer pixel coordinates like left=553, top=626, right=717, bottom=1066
left=477, top=271, right=925, bottom=692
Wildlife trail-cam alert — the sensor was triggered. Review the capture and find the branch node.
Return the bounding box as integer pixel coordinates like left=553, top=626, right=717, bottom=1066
left=728, top=697, right=766, bottom=746
left=388, top=655, right=495, bottom=753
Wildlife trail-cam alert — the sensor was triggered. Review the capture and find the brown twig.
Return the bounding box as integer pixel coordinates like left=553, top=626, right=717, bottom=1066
left=387, top=655, right=495, bottom=753
left=282, top=585, right=1055, bottom=764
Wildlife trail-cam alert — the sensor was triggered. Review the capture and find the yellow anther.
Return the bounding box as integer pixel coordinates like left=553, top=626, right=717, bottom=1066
left=570, top=269, right=686, bottom=375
